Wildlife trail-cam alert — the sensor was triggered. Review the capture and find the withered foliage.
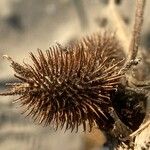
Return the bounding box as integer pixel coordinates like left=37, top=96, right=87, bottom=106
left=0, top=33, right=126, bottom=132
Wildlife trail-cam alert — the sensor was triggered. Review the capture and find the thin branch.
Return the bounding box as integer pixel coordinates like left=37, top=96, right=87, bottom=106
left=128, top=0, right=145, bottom=61
left=130, top=120, right=150, bottom=138
left=121, top=0, right=146, bottom=73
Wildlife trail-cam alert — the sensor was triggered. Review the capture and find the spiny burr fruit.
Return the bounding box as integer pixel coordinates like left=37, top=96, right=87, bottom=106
left=0, top=32, right=146, bottom=139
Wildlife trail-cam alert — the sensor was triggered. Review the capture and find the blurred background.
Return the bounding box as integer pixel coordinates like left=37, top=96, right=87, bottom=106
left=0, top=0, right=150, bottom=150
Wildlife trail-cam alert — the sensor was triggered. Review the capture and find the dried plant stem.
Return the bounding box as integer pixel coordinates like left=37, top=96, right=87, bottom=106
left=73, top=0, right=88, bottom=29
left=108, top=0, right=129, bottom=54
left=122, top=0, right=146, bottom=73
left=130, top=120, right=150, bottom=137
left=128, top=0, right=145, bottom=61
